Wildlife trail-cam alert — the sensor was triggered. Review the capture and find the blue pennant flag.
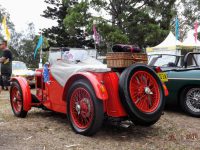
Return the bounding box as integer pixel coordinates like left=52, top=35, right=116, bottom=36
left=34, top=35, right=43, bottom=59
left=175, top=17, right=179, bottom=40
left=43, top=64, right=49, bottom=83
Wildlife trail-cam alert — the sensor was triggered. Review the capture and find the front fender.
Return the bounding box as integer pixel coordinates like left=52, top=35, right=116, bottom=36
left=11, top=77, right=31, bottom=111
left=63, top=72, right=108, bottom=101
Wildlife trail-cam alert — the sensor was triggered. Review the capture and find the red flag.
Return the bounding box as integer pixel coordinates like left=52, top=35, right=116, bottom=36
left=194, top=21, right=198, bottom=43
left=93, top=24, right=100, bottom=44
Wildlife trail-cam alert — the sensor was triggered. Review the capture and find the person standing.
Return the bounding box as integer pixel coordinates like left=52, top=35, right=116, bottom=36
left=0, top=40, right=12, bottom=93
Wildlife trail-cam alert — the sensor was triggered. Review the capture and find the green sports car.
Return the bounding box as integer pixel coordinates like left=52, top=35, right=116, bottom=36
left=149, top=52, right=200, bottom=117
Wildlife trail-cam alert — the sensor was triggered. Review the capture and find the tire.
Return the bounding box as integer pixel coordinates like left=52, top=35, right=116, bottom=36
left=10, top=81, right=27, bottom=118
left=180, top=87, right=200, bottom=117
left=119, top=64, right=165, bottom=126
left=67, top=79, right=104, bottom=136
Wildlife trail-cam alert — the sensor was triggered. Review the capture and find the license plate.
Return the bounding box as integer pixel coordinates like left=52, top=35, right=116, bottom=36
left=157, top=72, right=168, bottom=82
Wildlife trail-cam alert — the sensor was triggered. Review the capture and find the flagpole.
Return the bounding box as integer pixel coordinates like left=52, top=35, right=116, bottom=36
left=194, top=21, right=198, bottom=52
left=175, top=16, right=180, bottom=55
left=95, top=41, right=97, bottom=59
left=39, top=33, right=43, bottom=68
left=93, top=20, right=98, bottom=59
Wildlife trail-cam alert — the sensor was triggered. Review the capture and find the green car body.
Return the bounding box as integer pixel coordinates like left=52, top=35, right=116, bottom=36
left=165, top=69, right=200, bottom=105
left=149, top=52, right=200, bottom=117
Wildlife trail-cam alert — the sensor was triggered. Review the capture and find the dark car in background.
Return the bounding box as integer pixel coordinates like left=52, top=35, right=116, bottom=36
left=148, top=52, right=200, bottom=117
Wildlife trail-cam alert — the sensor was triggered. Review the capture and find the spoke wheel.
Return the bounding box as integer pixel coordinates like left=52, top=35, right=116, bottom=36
left=11, top=87, right=23, bottom=113
left=119, top=64, right=165, bottom=126
left=70, top=88, right=94, bottom=129
left=67, top=79, right=104, bottom=136
left=180, top=87, right=200, bottom=117
left=10, top=82, right=27, bottom=118
left=129, top=71, right=160, bottom=113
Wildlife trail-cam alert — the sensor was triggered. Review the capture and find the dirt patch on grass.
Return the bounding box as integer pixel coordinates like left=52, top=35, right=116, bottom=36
left=1, top=90, right=200, bottom=150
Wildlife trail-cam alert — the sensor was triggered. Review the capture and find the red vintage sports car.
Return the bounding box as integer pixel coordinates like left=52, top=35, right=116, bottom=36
left=10, top=48, right=168, bottom=136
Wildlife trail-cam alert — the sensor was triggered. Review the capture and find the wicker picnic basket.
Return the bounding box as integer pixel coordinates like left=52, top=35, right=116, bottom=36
left=106, top=52, right=147, bottom=68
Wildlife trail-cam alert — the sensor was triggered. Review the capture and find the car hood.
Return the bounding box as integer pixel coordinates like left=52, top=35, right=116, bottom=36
left=12, top=69, right=35, bottom=76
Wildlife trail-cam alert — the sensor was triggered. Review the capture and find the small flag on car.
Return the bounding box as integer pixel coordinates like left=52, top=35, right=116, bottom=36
left=43, top=63, right=49, bottom=83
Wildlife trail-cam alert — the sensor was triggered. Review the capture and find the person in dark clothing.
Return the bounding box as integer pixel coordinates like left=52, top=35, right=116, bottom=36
left=0, top=40, right=12, bottom=93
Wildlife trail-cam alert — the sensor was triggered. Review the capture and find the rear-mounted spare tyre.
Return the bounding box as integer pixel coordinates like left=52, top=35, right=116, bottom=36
left=119, top=64, right=165, bottom=126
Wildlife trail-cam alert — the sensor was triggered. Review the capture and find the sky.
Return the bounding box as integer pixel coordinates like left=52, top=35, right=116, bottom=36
left=0, top=0, right=57, bottom=34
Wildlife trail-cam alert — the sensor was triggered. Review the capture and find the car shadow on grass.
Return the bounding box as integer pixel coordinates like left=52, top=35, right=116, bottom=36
left=28, top=110, right=67, bottom=124
left=27, top=109, right=164, bottom=140
left=164, top=104, right=187, bottom=116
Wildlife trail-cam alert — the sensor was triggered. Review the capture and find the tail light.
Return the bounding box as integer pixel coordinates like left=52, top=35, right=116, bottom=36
left=155, top=66, right=162, bottom=73
left=162, top=83, right=169, bottom=96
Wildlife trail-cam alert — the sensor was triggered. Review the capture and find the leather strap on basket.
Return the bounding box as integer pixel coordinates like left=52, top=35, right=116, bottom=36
left=131, top=55, right=145, bottom=61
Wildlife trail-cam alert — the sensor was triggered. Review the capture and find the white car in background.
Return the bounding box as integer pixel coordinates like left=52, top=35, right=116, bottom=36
left=12, top=61, right=35, bottom=86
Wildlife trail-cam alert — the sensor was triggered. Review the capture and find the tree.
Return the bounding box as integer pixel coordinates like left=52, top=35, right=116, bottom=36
left=42, top=0, right=200, bottom=50
left=63, top=0, right=94, bottom=47
left=176, top=0, right=200, bottom=41
left=11, top=23, right=37, bottom=68
left=0, top=5, right=49, bottom=68
left=91, top=0, right=177, bottom=47
left=42, top=0, right=92, bottom=47
left=0, top=5, right=14, bottom=41
left=11, top=23, right=49, bottom=68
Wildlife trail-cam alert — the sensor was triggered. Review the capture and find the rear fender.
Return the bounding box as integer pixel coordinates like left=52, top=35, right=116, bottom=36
left=62, top=72, right=108, bottom=101
left=11, top=77, right=31, bottom=111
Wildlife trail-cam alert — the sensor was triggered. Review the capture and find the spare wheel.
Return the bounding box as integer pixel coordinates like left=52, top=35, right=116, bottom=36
left=119, top=64, right=165, bottom=126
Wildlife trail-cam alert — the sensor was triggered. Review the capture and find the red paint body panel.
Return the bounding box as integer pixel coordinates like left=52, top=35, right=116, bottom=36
left=13, top=67, right=167, bottom=118
left=11, top=77, right=31, bottom=111
left=62, top=72, right=108, bottom=101
left=33, top=69, right=128, bottom=117
left=32, top=68, right=168, bottom=118
left=103, top=72, right=127, bottom=117
left=44, top=72, right=66, bottom=113
left=63, top=72, right=127, bottom=117
left=35, top=69, right=66, bottom=113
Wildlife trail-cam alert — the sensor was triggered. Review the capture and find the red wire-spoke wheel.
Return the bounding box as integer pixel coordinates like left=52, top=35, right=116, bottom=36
left=10, top=81, right=27, bottom=118
left=129, top=71, right=160, bottom=113
left=70, top=88, right=94, bottom=129
left=119, top=64, right=165, bottom=126
left=67, top=79, right=104, bottom=136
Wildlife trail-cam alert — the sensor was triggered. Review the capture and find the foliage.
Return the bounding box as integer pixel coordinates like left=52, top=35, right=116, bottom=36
left=42, top=0, right=92, bottom=47
left=42, top=0, right=200, bottom=50
left=10, top=23, right=49, bottom=68
left=0, top=5, right=14, bottom=40
left=0, top=5, right=50, bottom=68
left=90, top=0, right=177, bottom=48
left=176, top=0, right=200, bottom=41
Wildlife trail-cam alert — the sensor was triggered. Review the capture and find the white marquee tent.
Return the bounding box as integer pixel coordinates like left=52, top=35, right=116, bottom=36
left=146, top=32, right=182, bottom=53
left=182, top=34, right=200, bottom=50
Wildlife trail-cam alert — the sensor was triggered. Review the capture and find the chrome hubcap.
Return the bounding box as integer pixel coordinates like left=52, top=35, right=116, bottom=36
left=13, top=97, right=17, bottom=103
left=75, top=102, right=81, bottom=115
left=75, top=98, right=91, bottom=117
left=145, top=87, right=153, bottom=95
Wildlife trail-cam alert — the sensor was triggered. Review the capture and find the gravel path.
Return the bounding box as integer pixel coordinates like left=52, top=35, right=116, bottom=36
left=0, top=90, right=200, bottom=150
